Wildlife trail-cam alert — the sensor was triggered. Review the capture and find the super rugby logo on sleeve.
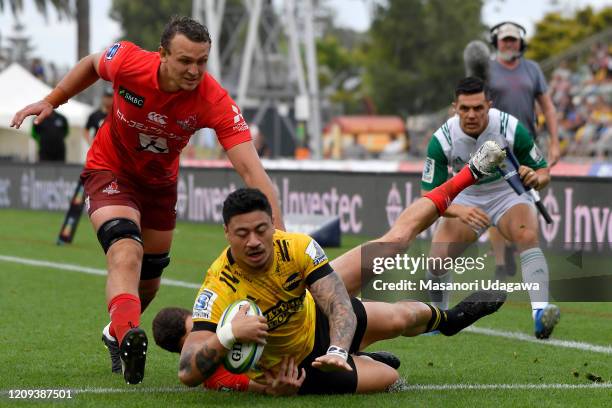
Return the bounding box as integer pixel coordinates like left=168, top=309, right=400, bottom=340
left=193, top=289, right=218, bottom=320
left=105, top=43, right=121, bottom=60
left=530, top=145, right=544, bottom=163
left=118, top=86, right=145, bottom=108
left=422, top=158, right=435, bottom=183
left=305, top=239, right=327, bottom=266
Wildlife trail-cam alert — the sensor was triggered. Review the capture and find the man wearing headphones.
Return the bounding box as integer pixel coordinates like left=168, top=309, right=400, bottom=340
left=487, top=22, right=560, bottom=280
left=489, top=22, right=560, bottom=165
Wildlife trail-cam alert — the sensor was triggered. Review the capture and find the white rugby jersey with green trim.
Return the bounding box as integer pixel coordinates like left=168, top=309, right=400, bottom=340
left=421, top=108, right=547, bottom=192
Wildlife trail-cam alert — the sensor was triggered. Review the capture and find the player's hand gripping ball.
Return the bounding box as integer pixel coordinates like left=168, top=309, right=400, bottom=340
left=219, top=299, right=265, bottom=373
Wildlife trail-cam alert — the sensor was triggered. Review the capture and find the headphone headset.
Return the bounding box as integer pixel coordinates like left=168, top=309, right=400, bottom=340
left=490, top=21, right=527, bottom=53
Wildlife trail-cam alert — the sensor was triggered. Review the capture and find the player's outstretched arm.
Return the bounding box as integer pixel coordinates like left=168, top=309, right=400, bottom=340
left=226, top=142, right=285, bottom=230
left=308, top=271, right=356, bottom=372
left=179, top=330, right=228, bottom=387
left=10, top=52, right=103, bottom=129
left=179, top=305, right=267, bottom=386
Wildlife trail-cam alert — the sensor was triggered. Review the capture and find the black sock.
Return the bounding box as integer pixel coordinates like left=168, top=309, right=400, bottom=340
left=425, top=304, right=447, bottom=332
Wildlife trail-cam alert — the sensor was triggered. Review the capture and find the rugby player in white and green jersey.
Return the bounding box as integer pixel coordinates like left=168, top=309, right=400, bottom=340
left=421, top=77, right=560, bottom=340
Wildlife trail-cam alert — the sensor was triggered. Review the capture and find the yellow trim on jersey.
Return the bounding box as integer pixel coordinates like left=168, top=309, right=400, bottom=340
left=191, top=230, right=331, bottom=378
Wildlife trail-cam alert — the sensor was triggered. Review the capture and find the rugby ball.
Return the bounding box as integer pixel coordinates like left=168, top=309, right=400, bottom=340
left=219, top=299, right=265, bottom=374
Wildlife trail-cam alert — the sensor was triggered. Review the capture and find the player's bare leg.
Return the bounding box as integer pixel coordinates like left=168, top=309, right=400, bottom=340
left=331, top=198, right=439, bottom=295
left=139, top=229, right=173, bottom=311
left=332, top=141, right=506, bottom=296
left=91, top=205, right=148, bottom=384
left=353, top=355, right=400, bottom=393
left=359, top=290, right=505, bottom=350
left=489, top=226, right=516, bottom=280
left=426, top=217, right=477, bottom=309
left=496, top=204, right=559, bottom=339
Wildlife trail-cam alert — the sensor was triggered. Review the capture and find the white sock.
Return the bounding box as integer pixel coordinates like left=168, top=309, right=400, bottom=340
left=520, top=248, right=549, bottom=320
left=425, top=269, right=452, bottom=310
left=103, top=322, right=116, bottom=341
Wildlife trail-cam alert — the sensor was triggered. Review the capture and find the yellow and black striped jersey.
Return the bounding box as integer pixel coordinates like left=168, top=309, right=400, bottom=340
left=191, top=229, right=333, bottom=378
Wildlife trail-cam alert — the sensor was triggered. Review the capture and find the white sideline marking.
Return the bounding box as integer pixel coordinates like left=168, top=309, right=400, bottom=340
left=0, top=255, right=200, bottom=289
left=465, top=326, right=612, bottom=355
left=1, top=255, right=611, bottom=355
left=1, top=383, right=610, bottom=396
left=399, top=383, right=612, bottom=391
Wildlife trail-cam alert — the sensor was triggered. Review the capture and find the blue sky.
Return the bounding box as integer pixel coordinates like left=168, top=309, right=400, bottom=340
left=0, top=0, right=609, bottom=68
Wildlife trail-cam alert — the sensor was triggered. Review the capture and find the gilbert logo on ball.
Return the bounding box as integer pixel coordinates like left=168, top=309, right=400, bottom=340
left=218, top=299, right=265, bottom=374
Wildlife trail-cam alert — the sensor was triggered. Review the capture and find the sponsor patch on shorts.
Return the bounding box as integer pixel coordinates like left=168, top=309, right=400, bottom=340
left=193, top=289, right=218, bottom=320
left=422, top=158, right=435, bottom=183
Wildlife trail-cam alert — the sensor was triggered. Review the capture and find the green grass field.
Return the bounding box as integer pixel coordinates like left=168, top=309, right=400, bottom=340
left=0, top=209, right=610, bottom=407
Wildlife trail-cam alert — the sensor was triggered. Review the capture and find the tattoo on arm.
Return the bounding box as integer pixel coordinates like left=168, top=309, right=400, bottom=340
left=195, top=344, right=221, bottom=379
left=309, top=272, right=356, bottom=350
left=179, top=349, right=194, bottom=376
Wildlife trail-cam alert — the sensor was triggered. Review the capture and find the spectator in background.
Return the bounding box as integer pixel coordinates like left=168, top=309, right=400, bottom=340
left=251, top=124, right=271, bottom=158
left=32, top=110, right=69, bottom=162
left=487, top=22, right=561, bottom=280
left=380, top=134, right=408, bottom=160
left=30, top=58, right=46, bottom=82
left=84, top=86, right=113, bottom=145
left=488, top=22, right=560, bottom=165
left=342, top=134, right=370, bottom=160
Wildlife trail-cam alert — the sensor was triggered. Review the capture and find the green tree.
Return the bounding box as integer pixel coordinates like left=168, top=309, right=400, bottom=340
left=363, top=0, right=485, bottom=115
left=526, top=5, right=612, bottom=61
left=110, top=0, right=191, bottom=51
left=1, top=0, right=90, bottom=60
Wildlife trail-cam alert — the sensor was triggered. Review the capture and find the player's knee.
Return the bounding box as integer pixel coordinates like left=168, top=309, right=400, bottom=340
left=107, top=240, right=143, bottom=273
left=141, top=253, right=170, bottom=280
left=97, top=218, right=143, bottom=254
left=513, top=227, right=539, bottom=247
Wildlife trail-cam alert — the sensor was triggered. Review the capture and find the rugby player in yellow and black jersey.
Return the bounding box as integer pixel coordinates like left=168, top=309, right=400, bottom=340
left=178, top=188, right=507, bottom=395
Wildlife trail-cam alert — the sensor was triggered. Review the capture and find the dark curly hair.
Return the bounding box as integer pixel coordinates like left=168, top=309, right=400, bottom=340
left=152, top=307, right=191, bottom=353
left=222, top=188, right=273, bottom=226
left=160, top=15, right=211, bottom=52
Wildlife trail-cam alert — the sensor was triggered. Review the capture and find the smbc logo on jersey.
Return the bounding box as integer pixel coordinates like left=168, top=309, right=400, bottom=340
left=118, top=86, right=145, bottom=108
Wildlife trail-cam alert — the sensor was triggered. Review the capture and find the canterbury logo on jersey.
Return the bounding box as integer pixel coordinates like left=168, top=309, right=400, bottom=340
left=147, top=112, right=167, bottom=126
left=119, top=86, right=145, bottom=108
left=264, top=293, right=306, bottom=331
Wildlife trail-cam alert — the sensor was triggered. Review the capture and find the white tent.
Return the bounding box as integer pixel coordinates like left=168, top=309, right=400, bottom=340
left=0, top=63, right=93, bottom=162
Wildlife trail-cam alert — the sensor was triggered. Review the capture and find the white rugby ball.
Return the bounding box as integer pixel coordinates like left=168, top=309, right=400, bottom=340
left=219, top=299, right=265, bottom=374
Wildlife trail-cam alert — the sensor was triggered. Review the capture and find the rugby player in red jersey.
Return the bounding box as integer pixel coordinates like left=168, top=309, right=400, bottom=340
left=10, top=16, right=284, bottom=385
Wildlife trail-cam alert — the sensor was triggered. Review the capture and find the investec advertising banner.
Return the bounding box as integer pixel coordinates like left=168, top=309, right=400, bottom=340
left=1, top=163, right=611, bottom=248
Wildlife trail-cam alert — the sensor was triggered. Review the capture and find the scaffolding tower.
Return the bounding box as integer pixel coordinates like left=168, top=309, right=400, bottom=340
left=193, top=0, right=322, bottom=158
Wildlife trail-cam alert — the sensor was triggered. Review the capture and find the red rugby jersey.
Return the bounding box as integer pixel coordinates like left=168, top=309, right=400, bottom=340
left=86, top=41, right=251, bottom=186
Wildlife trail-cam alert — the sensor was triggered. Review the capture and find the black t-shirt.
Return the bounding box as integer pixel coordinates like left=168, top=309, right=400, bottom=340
left=85, top=109, right=108, bottom=139
left=33, top=111, right=68, bottom=161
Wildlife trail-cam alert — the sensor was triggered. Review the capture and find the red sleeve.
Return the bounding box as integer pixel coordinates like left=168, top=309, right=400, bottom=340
left=202, top=366, right=250, bottom=392
left=199, top=75, right=252, bottom=151
left=98, top=41, right=139, bottom=83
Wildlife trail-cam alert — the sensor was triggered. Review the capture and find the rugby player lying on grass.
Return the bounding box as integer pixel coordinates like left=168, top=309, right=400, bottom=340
left=158, top=175, right=509, bottom=394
